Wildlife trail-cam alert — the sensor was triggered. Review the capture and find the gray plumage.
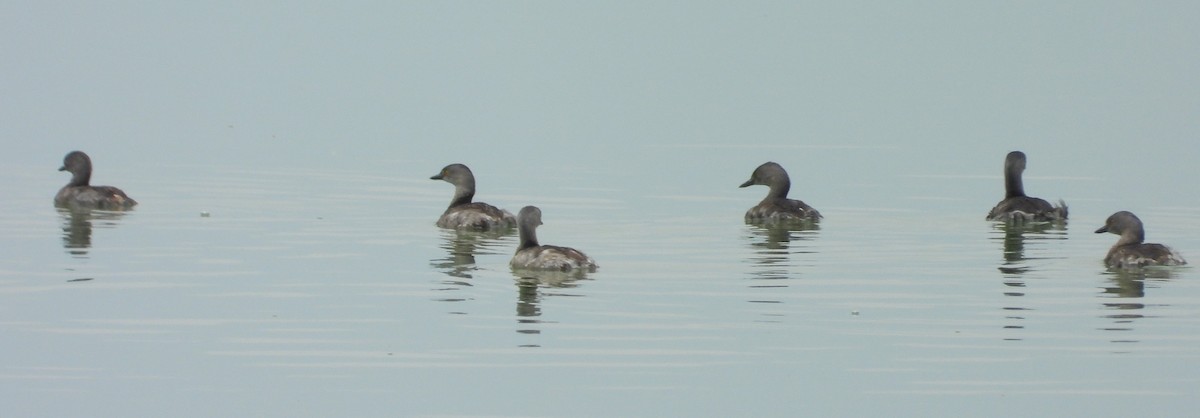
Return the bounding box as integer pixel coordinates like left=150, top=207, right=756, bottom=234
left=739, top=162, right=820, bottom=224
left=55, top=151, right=137, bottom=210
left=986, top=151, right=1067, bottom=222
left=510, top=206, right=597, bottom=272
left=430, top=163, right=516, bottom=230
left=1095, top=211, right=1186, bottom=268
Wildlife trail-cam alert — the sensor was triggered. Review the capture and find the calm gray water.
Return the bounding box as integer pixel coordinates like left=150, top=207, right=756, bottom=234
left=2, top=148, right=1198, bottom=417
left=4, top=2, right=1200, bottom=416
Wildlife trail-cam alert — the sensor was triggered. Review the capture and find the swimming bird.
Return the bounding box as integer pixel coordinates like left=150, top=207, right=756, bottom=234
left=986, top=151, right=1067, bottom=222
left=55, top=151, right=137, bottom=210
left=739, top=162, right=821, bottom=223
left=430, top=163, right=516, bottom=230
left=1095, top=211, right=1186, bottom=268
left=510, top=206, right=597, bottom=272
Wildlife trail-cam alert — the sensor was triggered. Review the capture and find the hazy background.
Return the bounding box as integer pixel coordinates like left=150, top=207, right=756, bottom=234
left=4, top=1, right=1197, bottom=215
left=3, top=3, right=1200, bottom=417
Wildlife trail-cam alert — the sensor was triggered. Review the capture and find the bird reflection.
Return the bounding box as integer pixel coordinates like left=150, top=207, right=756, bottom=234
left=429, top=229, right=512, bottom=302
left=993, top=221, right=1067, bottom=276
left=744, top=223, right=818, bottom=284
left=740, top=222, right=818, bottom=314
left=1098, top=268, right=1177, bottom=345
left=512, top=269, right=589, bottom=344
left=58, top=207, right=127, bottom=257
left=990, top=221, right=1066, bottom=340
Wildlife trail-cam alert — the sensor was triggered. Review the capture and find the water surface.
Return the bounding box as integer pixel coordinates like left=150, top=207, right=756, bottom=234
left=3, top=2, right=1200, bottom=416
left=3, top=153, right=1198, bottom=417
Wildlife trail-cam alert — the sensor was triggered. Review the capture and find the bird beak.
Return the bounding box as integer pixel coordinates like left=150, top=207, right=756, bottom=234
left=58, top=166, right=66, bottom=172
left=430, top=173, right=443, bottom=180
left=738, top=179, right=754, bottom=188
left=1094, top=226, right=1108, bottom=234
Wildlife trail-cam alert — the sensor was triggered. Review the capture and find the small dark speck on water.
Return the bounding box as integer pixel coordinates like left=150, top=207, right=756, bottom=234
left=67, top=278, right=93, bottom=282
